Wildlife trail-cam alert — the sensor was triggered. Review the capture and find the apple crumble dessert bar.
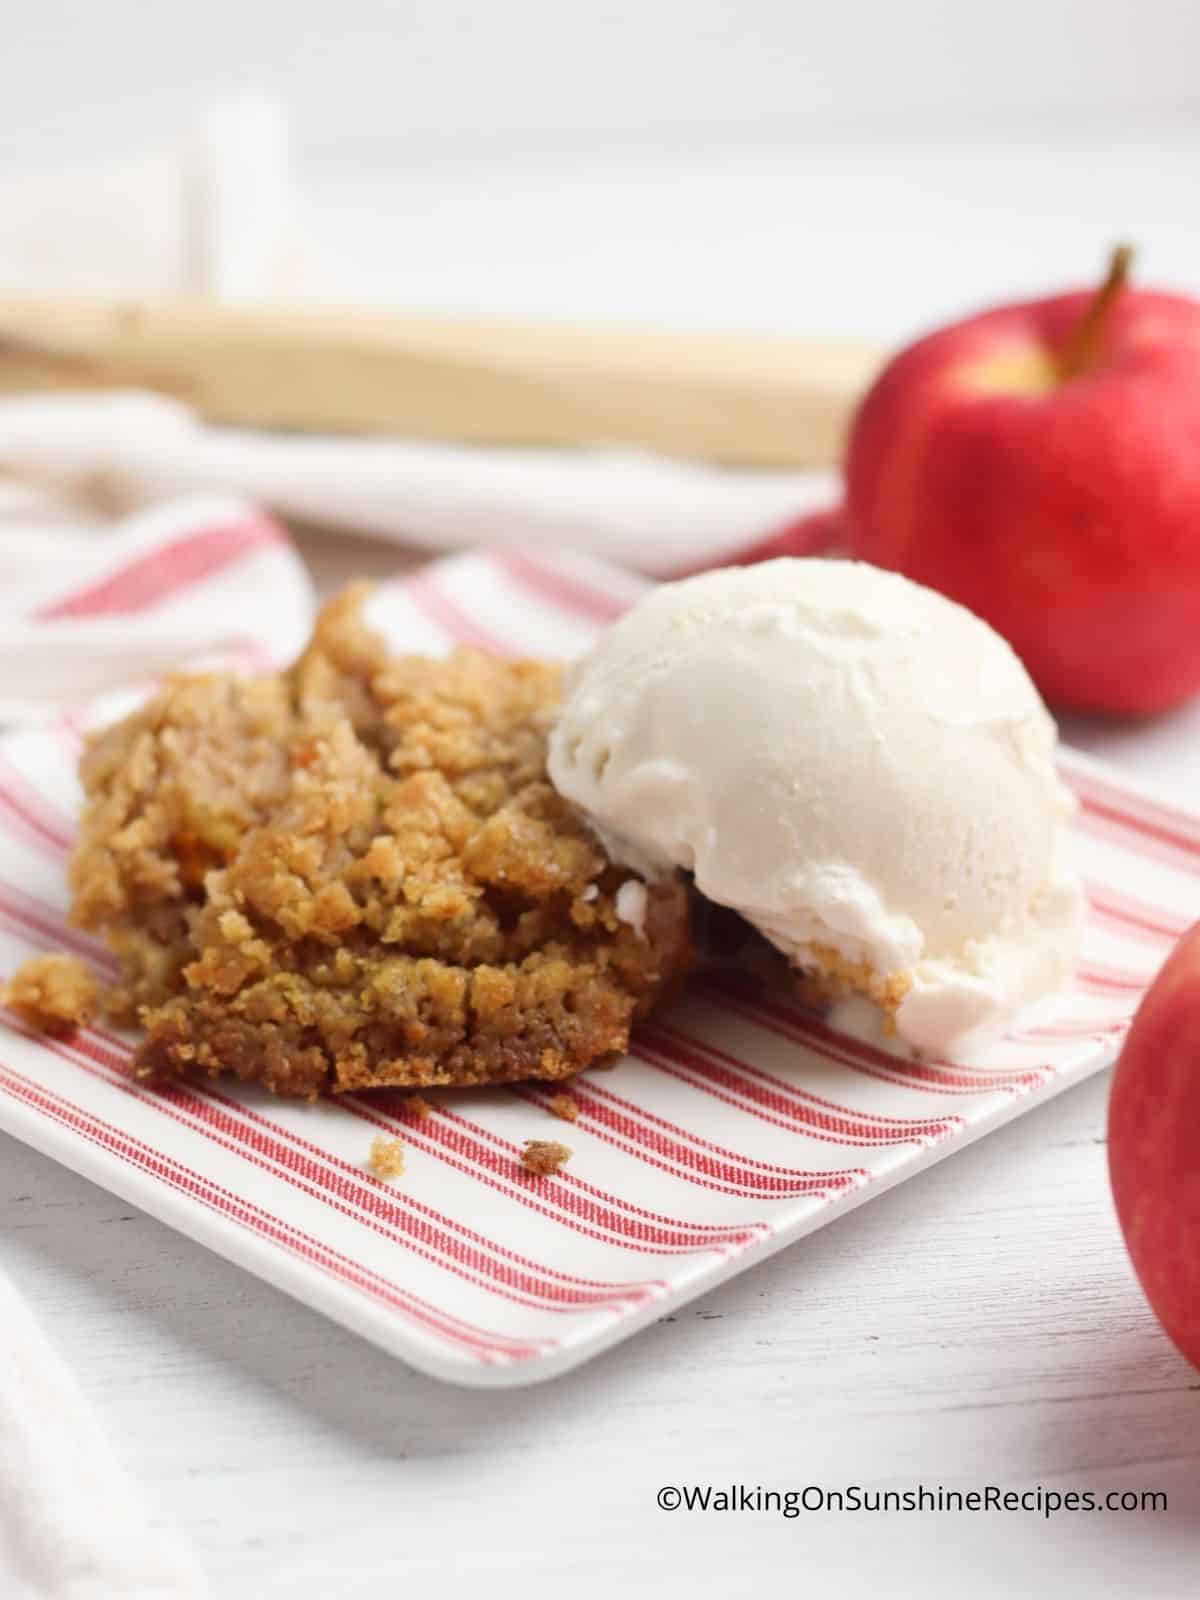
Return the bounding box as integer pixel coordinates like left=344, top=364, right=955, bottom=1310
left=64, top=588, right=694, bottom=1096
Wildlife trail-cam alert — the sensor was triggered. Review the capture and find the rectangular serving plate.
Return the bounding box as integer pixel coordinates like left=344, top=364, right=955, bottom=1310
left=0, top=548, right=1190, bottom=1387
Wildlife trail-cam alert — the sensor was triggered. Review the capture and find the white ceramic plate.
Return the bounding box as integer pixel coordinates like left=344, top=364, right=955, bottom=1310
left=0, top=549, right=1190, bottom=1386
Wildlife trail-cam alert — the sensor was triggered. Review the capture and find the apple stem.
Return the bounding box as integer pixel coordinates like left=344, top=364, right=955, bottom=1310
left=1058, top=244, right=1135, bottom=379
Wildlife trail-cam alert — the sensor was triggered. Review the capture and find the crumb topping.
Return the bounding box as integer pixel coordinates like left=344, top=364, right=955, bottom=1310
left=67, top=586, right=694, bottom=1096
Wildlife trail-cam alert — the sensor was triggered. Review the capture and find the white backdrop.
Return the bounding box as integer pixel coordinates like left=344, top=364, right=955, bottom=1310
left=1, top=0, right=1197, bottom=167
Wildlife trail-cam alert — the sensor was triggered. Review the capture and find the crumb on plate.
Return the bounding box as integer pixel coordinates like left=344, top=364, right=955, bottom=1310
left=405, top=1096, right=434, bottom=1121
left=546, top=1092, right=579, bottom=1123
left=2, top=953, right=98, bottom=1035
left=367, top=1135, right=405, bottom=1180
left=522, top=1139, right=572, bottom=1175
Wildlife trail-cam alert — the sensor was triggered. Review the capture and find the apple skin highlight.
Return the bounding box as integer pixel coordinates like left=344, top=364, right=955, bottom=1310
left=1108, top=924, right=1200, bottom=1373
left=845, top=271, right=1200, bottom=715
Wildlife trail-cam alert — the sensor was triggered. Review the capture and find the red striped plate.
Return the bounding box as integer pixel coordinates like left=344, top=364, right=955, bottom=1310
left=0, top=549, right=1191, bottom=1386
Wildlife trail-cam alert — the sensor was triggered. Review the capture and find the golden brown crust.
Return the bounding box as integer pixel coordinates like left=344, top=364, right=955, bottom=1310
left=2, top=953, right=98, bottom=1034
left=546, top=1092, right=580, bottom=1123
left=69, top=589, right=694, bottom=1096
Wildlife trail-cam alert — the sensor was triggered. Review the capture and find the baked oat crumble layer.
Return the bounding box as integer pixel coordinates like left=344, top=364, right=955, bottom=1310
left=66, top=587, right=694, bottom=1097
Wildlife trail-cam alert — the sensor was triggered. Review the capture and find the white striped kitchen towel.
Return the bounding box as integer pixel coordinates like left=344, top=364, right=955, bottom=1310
left=0, top=486, right=314, bottom=724
left=0, top=1266, right=204, bottom=1599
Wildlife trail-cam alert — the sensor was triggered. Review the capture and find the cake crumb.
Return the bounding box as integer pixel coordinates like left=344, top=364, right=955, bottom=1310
left=405, top=1096, right=433, bottom=1121
left=2, top=954, right=98, bottom=1035
left=547, top=1092, right=579, bottom=1124
left=367, top=1135, right=406, bottom=1180
left=522, top=1139, right=572, bottom=1176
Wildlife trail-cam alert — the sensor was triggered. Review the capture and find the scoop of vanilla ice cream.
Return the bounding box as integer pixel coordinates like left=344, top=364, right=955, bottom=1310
left=547, top=558, right=1083, bottom=1053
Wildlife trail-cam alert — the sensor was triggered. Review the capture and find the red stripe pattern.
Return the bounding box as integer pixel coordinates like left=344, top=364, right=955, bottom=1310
left=0, top=545, right=1190, bottom=1385
left=35, top=520, right=285, bottom=620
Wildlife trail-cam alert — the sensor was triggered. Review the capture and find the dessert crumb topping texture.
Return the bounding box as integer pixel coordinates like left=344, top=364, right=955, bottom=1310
left=63, top=586, right=694, bottom=1097
left=367, top=1136, right=406, bottom=1180
left=1, top=953, right=98, bottom=1035
left=522, top=1139, right=573, bottom=1176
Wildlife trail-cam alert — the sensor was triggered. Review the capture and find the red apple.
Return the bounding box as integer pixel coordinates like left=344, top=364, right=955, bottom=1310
left=844, top=248, right=1200, bottom=715
left=1108, top=923, right=1200, bottom=1369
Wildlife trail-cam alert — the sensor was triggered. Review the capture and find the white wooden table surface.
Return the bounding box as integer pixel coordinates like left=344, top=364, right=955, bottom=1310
left=5, top=131, right=1200, bottom=1597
